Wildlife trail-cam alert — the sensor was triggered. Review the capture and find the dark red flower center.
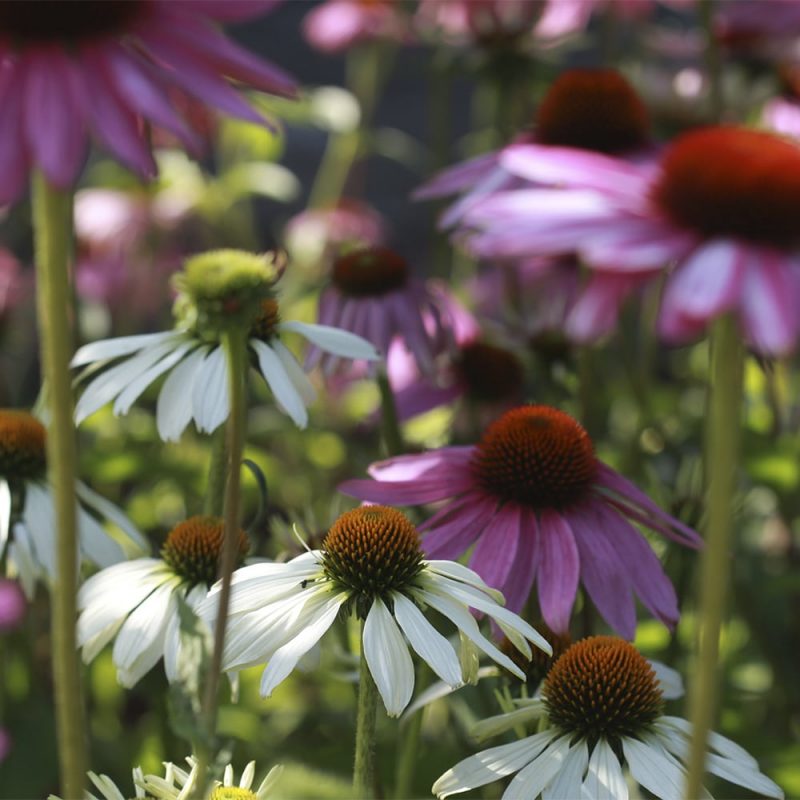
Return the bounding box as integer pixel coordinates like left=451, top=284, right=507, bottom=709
left=0, top=410, right=46, bottom=482
left=161, top=516, right=249, bottom=587
left=331, top=247, right=409, bottom=297
left=455, top=341, right=524, bottom=403
left=0, top=0, right=147, bottom=44
left=544, top=636, right=664, bottom=742
left=653, top=126, right=800, bottom=247
left=472, top=405, right=596, bottom=509
left=535, top=69, right=650, bottom=154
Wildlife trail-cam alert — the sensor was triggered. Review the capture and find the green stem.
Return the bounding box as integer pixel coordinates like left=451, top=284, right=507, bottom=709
left=684, top=315, right=743, bottom=799
left=204, top=427, right=228, bottom=517
left=393, top=662, right=429, bottom=799
left=377, top=370, right=404, bottom=456
left=353, top=625, right=379, bottom=800
left=197, top=327, right=248, bottom=792
left=32, top=171, right=87, bottom=798
left=700, top=0, right=724, bottom=121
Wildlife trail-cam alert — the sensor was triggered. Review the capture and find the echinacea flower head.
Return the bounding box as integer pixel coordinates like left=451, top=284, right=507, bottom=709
left=417, top=68, right=652, bottom=229
left=77, top=514, right=249, bottom=687
left=72, top=249, right=379, bottom=438
left=341, top=405, right=701, bottom=638
left=473, top=125, right=800, bottom=355
left=0, top=0, right=296, bottom=204
left=433, top=636, right=784, bottom=800
left=201, top=505, right=551, bottom=717
left=0, top=409, right=145, bottom=597
left=309, top=245, right=451, bottom=375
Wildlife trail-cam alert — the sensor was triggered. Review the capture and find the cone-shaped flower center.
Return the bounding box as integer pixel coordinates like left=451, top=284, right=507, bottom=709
left=456, top=341, right=524, bottom=403
left=544, top=636, right=664, bottom=742
left=322, top=506, right=424, bottom=617
left=250, top=298, right=281, bottom=342
left=653, top=127, right=800, bottom=247
left=0, top=0, right=146, bottom=44
left=0, top=410, right=46, bottom=482
left=161, top=516, right=249, bottom=587
left=210, top=788, right=256, bottom=800
left=331, top=247, right=409, bottom=297
left=472, top=406, right=596, bottom=509
left=536, top=69, right=650, bottom=154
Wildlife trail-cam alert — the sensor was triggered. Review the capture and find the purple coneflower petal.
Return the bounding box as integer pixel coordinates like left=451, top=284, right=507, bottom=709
left=23, top=49, right=87, bottom=188
left=566, top=504, right=637, bottom=639
left=394, top=381, right=462, bottom=421
left=414, top=152, right=500, bottom=200
left=566, top=273, right=641, bottom=344
left=422, top=496, right=496, bottom=561
left=741, top=249, right=798, bottom=356
left=467, top=504, right=521, bottom=595
left=497, top=506, right=539, bottom=615
left=594, top=463, right=702, bottom=547
left=580, top=221, right=694, bottom=271
left=536, top=510, right=579, bottom=633
left=367, top=446, right=474, bottom=482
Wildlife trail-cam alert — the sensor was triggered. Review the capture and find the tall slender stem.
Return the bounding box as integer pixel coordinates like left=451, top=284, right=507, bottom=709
left=31, top=171, right=87, bottom=797
left=197, top=327, right=248, bottom=790
left=353, top=625, right=379, bottom=800
left=684, top=315, right=743, bottom=799
left=204, top=427, right=228, bottom=517
left=377, top=370, right=403, bottom=456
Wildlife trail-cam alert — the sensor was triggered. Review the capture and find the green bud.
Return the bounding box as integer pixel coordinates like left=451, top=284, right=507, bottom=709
left=172, top=249, right=284, bottom=337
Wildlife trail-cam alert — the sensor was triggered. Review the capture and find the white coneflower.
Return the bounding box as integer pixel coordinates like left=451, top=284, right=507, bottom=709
left=200, top=505, right=551, bottom=717
left=77, top=515, right=249, bottom=688
left=433, top=636, right=784, bottom=800
left=0, top=409, right=145, bottom=597
left=71, top=250, right=379, bottom=440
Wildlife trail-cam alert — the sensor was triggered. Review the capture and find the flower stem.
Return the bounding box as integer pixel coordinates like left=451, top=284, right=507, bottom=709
left=204, top=427, right=228, bottom=517
left=31, top=171, right=87, bottom=798
left=353, top=626, right=379, bottom=800
left=197, top=327, right=248, bottom=790
left=377, top=369, right=404, bottom=456
left=684, top=315, right=743, bottom=799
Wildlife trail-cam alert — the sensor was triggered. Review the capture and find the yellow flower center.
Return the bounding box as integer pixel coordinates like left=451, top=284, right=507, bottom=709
left=161, top=516, right=249, bottom=587
left=210, top=788, right=257, bottom=800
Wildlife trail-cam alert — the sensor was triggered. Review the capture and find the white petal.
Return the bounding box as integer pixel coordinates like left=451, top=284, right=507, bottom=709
left=240, top=761, right=255, bottom=790
left=270, top=339, right=317, bottom=406
left=658, top=717, right=758, bottom=766
left=21, top=482, right=58, bottom=577
left=363, top=597, right=414, bottom=716
left=112, top=340, right=198, bottom=416
left=622, top=735, right=685, bottom=800
left=192, top=346, right=230, bottom=434
left=156, top=346, right=208, bottom=441
left=413, top=587, right=524, bottom=680
left=8, top=529, right=39, bottom=599
left=75, top=337, right=184, bottom=424
left=543, top=740, right=588, bottom=800
left=403, top=666, right=500, bottom=720
left=112, top=578, right=179, bottom=687
left=704, top=752, right=783, bottom=798
left=76, top=503, right=125, bottom=568
left=425, top=560, right=505, bottom=603
left=258, top=593, right=345, bottom=697
left=164, top=584, right=208, bottom=683
left=582, top=738, right=627, bottom=800
left=392, top=592, right=463, bottom=689
left=472, top=704, right=545, bottom=743
left=251, top=339, right=308, bottom=428
left=650, top=660, right=684, bottom=700
left=280, top=320, right=380, bottom=360
left=504, top=734, right=572, bottom=800
left=432, top=731, right=556, bottom=798
left=0, top=479, right=10, bottom=551
left=75, top=481, right=147, bottom=551
left=71, top=331, right=178, bottom=367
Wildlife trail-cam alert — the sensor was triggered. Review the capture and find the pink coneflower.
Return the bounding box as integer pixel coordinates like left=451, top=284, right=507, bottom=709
left=0, top=0, right=296, bottom=203
left=341, top=405, right=701, bottom=638
left=417, top=68, right=654, bottom=229
left=302, top=0, right=410, bottom=54
left=470, top=126, right=800, bottom=356
left=307, top=246, right=452, bottom=375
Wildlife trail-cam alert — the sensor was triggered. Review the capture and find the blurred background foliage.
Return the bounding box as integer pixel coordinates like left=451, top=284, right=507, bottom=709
left=1, top=1, right=800, bottom=798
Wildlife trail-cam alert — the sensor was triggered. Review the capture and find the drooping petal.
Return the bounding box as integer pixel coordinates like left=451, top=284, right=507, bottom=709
left=503, top=735, right=572, bottom=800
left=191, top=346, right=229, bottom=434
left=467, top=505, right=521, bottom=594
left=363, top=597, right=414, bottom=716
left=582, top=737, right=628, bottom=800
left=392, top=592, right=463, bottom=689
left=71, top=331, right=179, bottom=367
left=542, top=739, right=588, bottom=800
left=270, top=340, right=317, bottom=406
left=251, top=339, right=308, bottom=428
left=421, top=495, right=497, bottom=561
left=281, top=320, right=380, bottom=361
left=497, top=506, right=539, bottom=614
left=536, top=510, right=580, bottom=633
left=156, top=346, right=209, bottom=441
left=622, top=734, right=685, bottom=800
